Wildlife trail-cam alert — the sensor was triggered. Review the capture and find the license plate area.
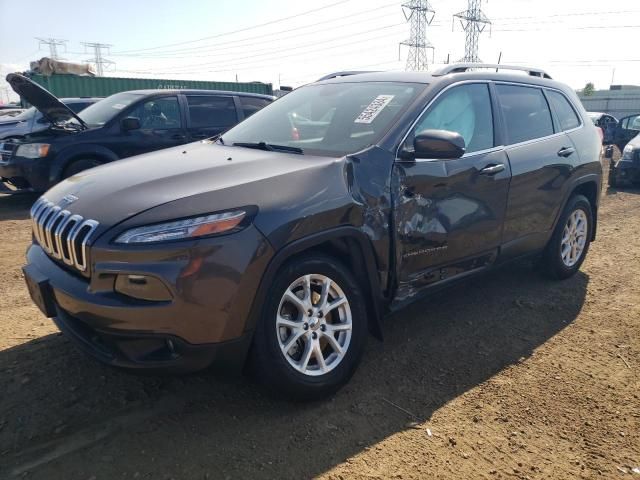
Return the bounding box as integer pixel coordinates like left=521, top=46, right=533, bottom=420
left=23, top=264, right=56, bottom=317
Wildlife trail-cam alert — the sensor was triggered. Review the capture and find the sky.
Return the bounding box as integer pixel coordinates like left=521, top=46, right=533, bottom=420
left=1, top=0, right=639, bottom=103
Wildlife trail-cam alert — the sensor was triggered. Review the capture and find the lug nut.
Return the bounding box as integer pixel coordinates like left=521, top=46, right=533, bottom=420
left=320, top=324, right=326, bottom=332
left=303, top=323, right=309, bottom=330
left=312, top=332, right=317, bottom=339
left=318, top=311, right=324, bottom=318
left=307, top=309, right=313, bottom=316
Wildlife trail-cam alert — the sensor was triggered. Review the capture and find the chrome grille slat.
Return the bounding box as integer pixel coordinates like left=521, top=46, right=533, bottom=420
left=29, top=197, right=99, bottom=273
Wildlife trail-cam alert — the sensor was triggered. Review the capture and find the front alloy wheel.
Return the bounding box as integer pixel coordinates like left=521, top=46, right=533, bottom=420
left=251, top=255, right=366, bottom=400
left=276, top=274, right=352, bottom=376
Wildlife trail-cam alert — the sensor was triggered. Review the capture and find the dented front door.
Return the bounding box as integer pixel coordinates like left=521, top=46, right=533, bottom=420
left=391, top=82, right=511, bottom=302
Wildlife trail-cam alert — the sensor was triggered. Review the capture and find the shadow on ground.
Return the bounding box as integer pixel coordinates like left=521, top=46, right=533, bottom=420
left=0, top=262, right=588, bottom=479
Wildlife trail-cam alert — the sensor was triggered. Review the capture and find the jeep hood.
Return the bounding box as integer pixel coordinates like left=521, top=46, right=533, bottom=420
left=6, top=73, right=87, bottom=129
left=43, top=141, right=347, bottom=230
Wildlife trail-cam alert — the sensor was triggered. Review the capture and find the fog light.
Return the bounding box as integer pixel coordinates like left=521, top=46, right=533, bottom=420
left=115, top=274, right=172, bottom=301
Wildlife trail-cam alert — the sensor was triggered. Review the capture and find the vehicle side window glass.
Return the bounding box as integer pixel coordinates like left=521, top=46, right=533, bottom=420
left=546, top=91, right=580, bottom=131
left=496, top=84, right=554, bottom=144
left=413, top=83, right=494, bottom=154
left=186, top=96, right=237, bottom=128
left=629, top=115, right=640, bottom=131
left=239, top=97, right=271, bottom=119
left=129, top=97, right=182, bottom=129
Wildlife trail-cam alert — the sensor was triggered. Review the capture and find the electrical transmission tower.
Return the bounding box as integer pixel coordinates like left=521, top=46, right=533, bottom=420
left=36, top=37, right=67, bottom=60
left=453, top=0, right=491, bottom=63
left=399, top=0, right=435, bottom=71
left=82, top=42, right=115, bottom=76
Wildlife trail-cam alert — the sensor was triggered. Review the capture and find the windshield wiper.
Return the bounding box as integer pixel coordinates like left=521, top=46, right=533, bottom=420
left=233, top=141, right=303, bottom=155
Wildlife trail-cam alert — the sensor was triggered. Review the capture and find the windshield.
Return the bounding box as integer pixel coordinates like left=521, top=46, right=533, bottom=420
left=10, top=107, right=36, bottom=121
left=78, top=92, right=143, bottom=127
left=222, top=81, right=424, bottom=157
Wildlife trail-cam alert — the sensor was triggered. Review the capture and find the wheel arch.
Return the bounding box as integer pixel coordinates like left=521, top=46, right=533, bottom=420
left=52, top=145, right=119, bottom=183
left=568, top=177, right=600, bottom=241
left=246, top=227, right=385, bottom=341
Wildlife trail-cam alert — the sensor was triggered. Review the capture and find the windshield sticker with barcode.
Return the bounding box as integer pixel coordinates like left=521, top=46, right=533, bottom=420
left=112, top=103, right=126, bottom=110
left=354, top=95, right=395, bottom=124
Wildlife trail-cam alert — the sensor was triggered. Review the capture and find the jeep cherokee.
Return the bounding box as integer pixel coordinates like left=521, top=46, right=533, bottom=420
left=22, top=64, right=602, bottom=399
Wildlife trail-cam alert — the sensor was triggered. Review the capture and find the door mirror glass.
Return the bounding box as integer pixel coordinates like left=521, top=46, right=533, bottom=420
left=413, top=129, right=466, bottom=159
left=121, top=116, right=141, bottom=131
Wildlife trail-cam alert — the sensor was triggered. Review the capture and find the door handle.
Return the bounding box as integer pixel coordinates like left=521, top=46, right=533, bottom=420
left=479, top=163, right=505, bottom=175
left=192, top=133, right=209, bottom=139
left=171, top=134, right=186, bottom=140
left=557, top=146, right=575, bottom=157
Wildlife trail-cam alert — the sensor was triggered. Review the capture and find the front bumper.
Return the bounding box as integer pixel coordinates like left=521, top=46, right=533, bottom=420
left=0, top=156, right=51, bottom=192
left=612, top=160, right=640, bottom=186
left=25, top=224, right=273, bottom=372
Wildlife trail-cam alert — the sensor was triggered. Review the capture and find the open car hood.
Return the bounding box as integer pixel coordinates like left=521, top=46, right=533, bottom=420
left=5, top=73, right=87, bottom=129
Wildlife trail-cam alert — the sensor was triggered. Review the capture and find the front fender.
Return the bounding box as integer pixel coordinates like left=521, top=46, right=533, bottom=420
left=245, top=226, right=385, bottom=340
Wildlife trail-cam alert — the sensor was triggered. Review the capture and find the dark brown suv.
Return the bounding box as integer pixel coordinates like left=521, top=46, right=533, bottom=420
left=22, top=64, right=602, bottom=399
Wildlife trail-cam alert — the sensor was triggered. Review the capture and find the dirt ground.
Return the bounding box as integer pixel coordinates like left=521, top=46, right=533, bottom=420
left=0, top=160, right=638, bottom=479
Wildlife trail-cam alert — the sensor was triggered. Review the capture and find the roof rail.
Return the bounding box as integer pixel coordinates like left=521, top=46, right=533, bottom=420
left=432, top=63, right=552, bottom=79
left=316, top=71, right=378, bottom=81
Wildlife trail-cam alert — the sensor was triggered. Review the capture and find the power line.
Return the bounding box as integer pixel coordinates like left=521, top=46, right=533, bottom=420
left=116, top=29, right=407, bottom=76
left=113, top=0, right=351, bottom=54
left=35, top=37, right=67, bottom=60
left=400, top=0, right=436, bottom=71
left=121, top=22, right=405, bottom=74
left=453, top=0, right=491, bottom=63
left=110, top=5, right=401, bottom=59
left=81, top=42, right=115, bottom=76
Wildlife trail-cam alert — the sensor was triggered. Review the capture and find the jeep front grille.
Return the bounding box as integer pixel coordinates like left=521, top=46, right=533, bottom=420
left=30, top=197, right=99, bottom=272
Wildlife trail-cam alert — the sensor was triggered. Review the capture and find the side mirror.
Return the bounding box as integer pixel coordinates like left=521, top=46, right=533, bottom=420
left=121, top=117, right=141, bottom=132
left=412, top=129, right=466, bottom=159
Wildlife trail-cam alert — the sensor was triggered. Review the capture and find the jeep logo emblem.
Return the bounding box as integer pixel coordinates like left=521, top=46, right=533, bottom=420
left=59, top=194, right=79, bottom=207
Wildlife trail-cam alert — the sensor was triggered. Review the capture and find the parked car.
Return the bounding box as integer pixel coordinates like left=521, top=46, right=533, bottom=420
left=0, top=73, right=274, bottom=193
left=609, top=131, right=640, bottom=187
left=587, top=112, right=617, bottom=145
left=0, top=98, right=100, bottom=140
left=613, top=113, right=640, bottom=152
left=22, top=64, right=602, bottom=399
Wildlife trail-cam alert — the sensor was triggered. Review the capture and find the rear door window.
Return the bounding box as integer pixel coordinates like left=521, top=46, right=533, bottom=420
left=239, top=96, right=272, bottom=119
left=546, top=90, right=581, bottom=131
left=496, top=84, right=554, bottom=144
left=186, top=95, right=238, bottom=128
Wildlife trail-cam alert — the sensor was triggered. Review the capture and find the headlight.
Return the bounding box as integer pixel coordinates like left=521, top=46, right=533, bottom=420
left=114, top=210, right=247, bottom=244
left=621, top=144, right=634, bottom=161
left=16, top=143, right=50, bottom=159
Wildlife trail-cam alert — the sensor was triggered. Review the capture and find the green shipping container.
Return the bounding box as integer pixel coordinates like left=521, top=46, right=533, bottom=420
left=27, top=74, right=273, bottom=99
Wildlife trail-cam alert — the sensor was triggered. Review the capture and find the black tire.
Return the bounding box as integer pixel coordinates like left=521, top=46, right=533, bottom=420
left=540, top=194, right=593, bottom=280
left=62, top=158, right=103, bottom=179
left=250, top=254, right=367, bottom=401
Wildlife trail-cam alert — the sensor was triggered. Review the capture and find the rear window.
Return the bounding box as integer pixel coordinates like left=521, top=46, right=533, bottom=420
left=546, top=90, right=581, bottom=131
left=186, top=96, right=237, bottom=128
left=496, top=84, right=554, bottom=144
left=239, top=96, right=272, bottom=119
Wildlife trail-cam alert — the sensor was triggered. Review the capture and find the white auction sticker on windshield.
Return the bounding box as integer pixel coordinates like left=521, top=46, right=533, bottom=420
left=112, top=103, right=126, bottom=110
left=354, top=95, right=395, bottom=124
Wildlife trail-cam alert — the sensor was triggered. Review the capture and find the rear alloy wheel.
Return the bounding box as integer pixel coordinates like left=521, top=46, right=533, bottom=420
left=251, top=255, right=366, bottom=400
left=540, top=194, right=593, bottom=279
